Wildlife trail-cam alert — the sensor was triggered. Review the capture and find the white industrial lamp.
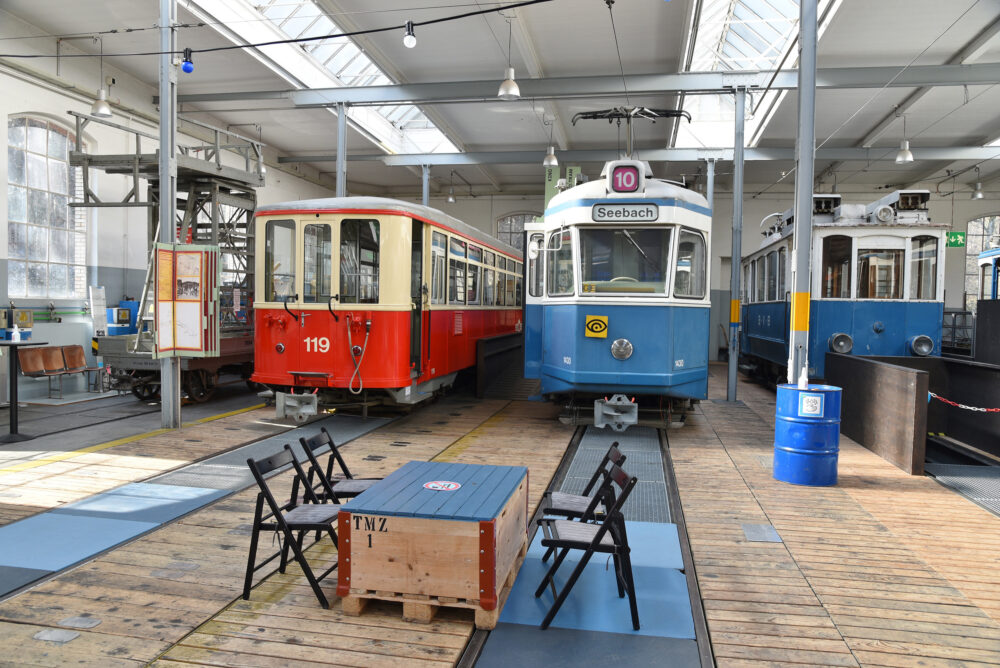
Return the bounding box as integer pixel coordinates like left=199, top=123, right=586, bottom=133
left=497, top=21, right=520, bottom=100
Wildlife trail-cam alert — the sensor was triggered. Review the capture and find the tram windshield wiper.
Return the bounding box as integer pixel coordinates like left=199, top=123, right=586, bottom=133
left=622, top=230, right=660, bottom=274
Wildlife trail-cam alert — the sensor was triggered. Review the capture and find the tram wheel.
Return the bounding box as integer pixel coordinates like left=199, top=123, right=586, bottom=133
left=131, top=383, right=160, bottom=401
left=184, top=369, right=217, bottom=403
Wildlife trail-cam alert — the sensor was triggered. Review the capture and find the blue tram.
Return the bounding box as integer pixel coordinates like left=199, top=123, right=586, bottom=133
left=740, top=190, right=946, bottom=381
left=523, top=159, right=712, bottom=429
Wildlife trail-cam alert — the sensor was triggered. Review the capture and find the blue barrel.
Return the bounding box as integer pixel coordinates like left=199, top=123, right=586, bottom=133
left=773, top=384, right=841, bottom=486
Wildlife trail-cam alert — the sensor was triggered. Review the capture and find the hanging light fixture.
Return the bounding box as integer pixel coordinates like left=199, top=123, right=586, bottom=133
left=403, top=21, right=417, bottom=48
left=90, top=37, right=112, bottom=118
left=497, top=20, right=520, bottom=100
left=972, top=166, right=985, bottom=200
left=447, top=171, right=456, bottom=203
left=542, top=117, right=558, bottom=167
left=895, top=112, right=914, bottom=164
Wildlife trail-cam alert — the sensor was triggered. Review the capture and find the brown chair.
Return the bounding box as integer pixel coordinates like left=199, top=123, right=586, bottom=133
left=18, top=347, right=66, bottom=398
left=62, top=345, right=102, bottom=392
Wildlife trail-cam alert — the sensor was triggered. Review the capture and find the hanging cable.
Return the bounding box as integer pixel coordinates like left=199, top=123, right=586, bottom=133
left=347, top=318, right=372, bottom=395
left=604, top=0, right=630, bottom=107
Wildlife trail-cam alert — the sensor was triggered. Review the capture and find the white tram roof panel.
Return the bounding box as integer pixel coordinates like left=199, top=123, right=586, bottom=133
left=255, top=196, right=521, bottom=259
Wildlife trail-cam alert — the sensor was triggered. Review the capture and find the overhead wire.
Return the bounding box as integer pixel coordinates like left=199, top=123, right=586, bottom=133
left=604, top=0, right=630, bottom=107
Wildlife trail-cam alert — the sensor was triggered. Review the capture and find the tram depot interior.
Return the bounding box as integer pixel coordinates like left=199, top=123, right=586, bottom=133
left=2, top=1, right=1000, bottom=667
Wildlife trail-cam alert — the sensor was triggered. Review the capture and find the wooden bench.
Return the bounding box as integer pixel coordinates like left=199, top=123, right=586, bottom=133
left=18, top=345, right=101, bottom=398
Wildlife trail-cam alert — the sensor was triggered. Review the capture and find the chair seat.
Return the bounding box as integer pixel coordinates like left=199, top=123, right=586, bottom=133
left=545, top=519, right=615, bottom=549
left=284, top=504, right=341, bottom=526
left=332, top=478, right=379, bottom=495
left=546, top=491, right=605, bottom=517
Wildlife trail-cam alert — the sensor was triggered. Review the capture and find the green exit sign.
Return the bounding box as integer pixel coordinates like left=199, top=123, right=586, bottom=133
left=947, top=232, right=966, bottom=247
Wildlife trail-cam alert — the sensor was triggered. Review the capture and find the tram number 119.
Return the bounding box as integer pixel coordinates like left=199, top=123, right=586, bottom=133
left=304, top=336, right=330, bottom=353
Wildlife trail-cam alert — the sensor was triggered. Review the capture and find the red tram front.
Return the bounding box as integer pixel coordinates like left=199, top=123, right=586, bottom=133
left=251, top=197, right=523, bottom=409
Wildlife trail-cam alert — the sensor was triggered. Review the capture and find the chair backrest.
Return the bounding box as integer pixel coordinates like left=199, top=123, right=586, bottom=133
left=581, top=441, right=627, bottom=496
left=299, top=427, right=354, bottom=481
left=62, top=345, right=87, bottom=372
left=17, top=348, right=45, bottom=376
left=41, top=347, right=66, bottom=374
left=601, top=464, right=638, bottom=547
left=246, top=449, right=303, bottom=520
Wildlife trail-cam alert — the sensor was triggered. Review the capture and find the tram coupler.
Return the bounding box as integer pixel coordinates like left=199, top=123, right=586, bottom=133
left=594, top=394, right=638, bottom=432
left=275, top=391, right=318, bottom=423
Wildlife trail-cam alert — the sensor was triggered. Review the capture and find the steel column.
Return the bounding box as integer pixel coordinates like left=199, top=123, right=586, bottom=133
left=336, top=102, right=347, bottom=197
left=727, top=90, right=745, bottom=402
left=789, top=0, right=818, bottom=386
left=158, top=0, right=181, bottom=428
left=421, top=165, right=430, bottom=207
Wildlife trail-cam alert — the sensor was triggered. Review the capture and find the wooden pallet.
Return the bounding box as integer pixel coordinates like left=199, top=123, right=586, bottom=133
left=341, top=538, right=527, bottom=630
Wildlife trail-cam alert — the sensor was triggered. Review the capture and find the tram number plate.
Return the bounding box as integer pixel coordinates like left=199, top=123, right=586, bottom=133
left=304, top=336, right=330, bottom=353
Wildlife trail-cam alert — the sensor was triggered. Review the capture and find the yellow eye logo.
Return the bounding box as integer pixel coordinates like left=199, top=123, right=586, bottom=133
left=585, top=315, right=608, bottom=338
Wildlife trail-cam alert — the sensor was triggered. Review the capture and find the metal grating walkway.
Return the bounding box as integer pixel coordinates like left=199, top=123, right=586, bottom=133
left=924, top=462, right=1000, bottom=517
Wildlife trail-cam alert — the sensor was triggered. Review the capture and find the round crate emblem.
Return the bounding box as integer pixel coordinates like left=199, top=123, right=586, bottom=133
left=423, top=480, right=461, bottom=491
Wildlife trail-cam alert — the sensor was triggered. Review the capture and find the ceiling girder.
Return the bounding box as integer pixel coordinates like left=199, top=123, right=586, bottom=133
left=169, top=63, right=1000, bottom=107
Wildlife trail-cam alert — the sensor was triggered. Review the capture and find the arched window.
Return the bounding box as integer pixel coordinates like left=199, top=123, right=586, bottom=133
left=496, top=212, right=539, bottom=251
left=7, top=116, right=87, bottom=299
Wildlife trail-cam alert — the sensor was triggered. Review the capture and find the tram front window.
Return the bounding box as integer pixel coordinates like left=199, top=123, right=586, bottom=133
left=910, top=236, right=937, bottom=300
left=264, top=219, right=295, bottom=301
left=578, top=228, right=670, bottom=294
left=858, top=247, right=903, bottom=299
left=303, top=224, right=332, bottom=303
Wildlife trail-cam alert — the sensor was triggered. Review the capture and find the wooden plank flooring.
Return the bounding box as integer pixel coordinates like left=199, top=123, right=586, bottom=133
left=671, top=364, right=1000, bottom=667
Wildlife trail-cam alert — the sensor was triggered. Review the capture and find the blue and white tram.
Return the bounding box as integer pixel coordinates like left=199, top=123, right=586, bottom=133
left=740, top=190, right=946, bottom=381
left=523, top=159, right=712, bottom=428
left=978, top=246, right=1000, bottom=301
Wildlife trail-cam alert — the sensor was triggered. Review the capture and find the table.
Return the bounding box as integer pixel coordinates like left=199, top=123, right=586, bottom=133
left=0, top=340, right=48, bottom=443
left=337, top=460, right=528, bottom=628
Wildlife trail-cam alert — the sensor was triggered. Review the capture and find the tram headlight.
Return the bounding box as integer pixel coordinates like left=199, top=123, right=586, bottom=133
left=610, top=338, right=633, bottom=360
left=909, top=335, right=934, bottom=356
left=829, top=333, right=853, bottom=354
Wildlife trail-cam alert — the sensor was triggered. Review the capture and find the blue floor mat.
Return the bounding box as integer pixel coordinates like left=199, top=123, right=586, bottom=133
left=499, top=524, right=694, bottom=638
left=50, top=483, right=228, bottom=523
left=0, top=566, right=54, bottom=594
left=476, top=623, right=700, bottom=668
left=0, top=514, right=158, bottom=571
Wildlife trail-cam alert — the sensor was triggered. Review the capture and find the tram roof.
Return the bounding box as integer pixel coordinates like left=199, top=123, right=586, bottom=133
left=256, top=196, right=521, bottom=259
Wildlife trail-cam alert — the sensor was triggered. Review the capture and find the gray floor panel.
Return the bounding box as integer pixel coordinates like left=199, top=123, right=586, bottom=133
left=925, top=463, right=1000, bottom=516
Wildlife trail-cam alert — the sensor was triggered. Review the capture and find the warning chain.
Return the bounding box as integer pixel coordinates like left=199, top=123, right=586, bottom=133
left=928, top=392, right=1000, bottom=413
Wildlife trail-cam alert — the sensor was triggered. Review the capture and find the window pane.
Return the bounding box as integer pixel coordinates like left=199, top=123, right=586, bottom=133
left=48, top=263, right=68, bottom=298
left=50, top=194, right=68, bottom=228
left=27, top=152, right=47, bottom=190
left=528, top=233, right=543, bottom=297
left=909, top=236, right=937, bottom=300
left=8, top=261, right=26, bottom=297
left=449, top=259, right=466, bottom=304
left=8, top=117, right=25, bottom=149
left=766, top=250, right=777, bottom=300
left=858, top=248, right=904, bottom=299
left=48, top=159, right=68, bottom=195
left=48, top=126, right=68, bottom=160
left=484, top=269, right=495, bottom=305
left=50, top=229, right=69, bottom=263
left=9, top=223, right=26, bottom=259
left=431, top=232, right=446, bottom=304
left=468, top=245, right=483, bottom=263
left=516, top=275, right=523, bottom=306
left=27, top=261, right=47, bottom=297
left=303, top=224, right=332, bottom=302
left=821, top=235, right=852, bottom=298
left=28, top=188, right=48, bottom=223
left=26, top=119, right=46, bottom=154
left=450, top=238, right=466, bottom=258
left=8, top=185, right=26, bottom=222
left=579, top=228, right=671, bottom=294
left=675, top=230, right=707, bottom=298
left=467, top=264, right=481, bottom=304
left=265, top=219, right=296, bottom=301
left=546, top=230, right=574, bottom=297
left=777, top=248, right=787, bottom=297
left=340, top=219, right=379, bottom=304
left=8, top=147, right=25, bottom=186
left=27, top=225, right=48, bottom=261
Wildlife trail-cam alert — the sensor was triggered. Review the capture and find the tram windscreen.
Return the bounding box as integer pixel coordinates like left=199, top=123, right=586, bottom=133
left=857, top=248, right=903, bottom=299
left=578, top=228, right=670, bottom=294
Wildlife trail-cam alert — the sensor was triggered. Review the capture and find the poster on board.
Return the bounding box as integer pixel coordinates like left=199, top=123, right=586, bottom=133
left=153, top=243, right=220, bottom=358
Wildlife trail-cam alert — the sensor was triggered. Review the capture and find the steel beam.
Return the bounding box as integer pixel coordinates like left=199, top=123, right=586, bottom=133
left=727, top=93, right=744, bottom=403
left=336, top=102, right=347, bottom=197
left=171, top=63, right=1000, bottom=107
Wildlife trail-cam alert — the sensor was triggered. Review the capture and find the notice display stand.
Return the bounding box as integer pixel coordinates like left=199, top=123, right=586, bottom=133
left=153, top=243, right=220, bottom=359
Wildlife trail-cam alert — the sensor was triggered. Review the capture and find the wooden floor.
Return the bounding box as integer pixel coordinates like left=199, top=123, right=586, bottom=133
left=670, top=365, right=1000, bottom=667
left=3, top=370, right=1000, bottom=667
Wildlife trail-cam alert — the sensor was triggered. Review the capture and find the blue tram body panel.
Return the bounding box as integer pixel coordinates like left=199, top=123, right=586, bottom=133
left=740, top=302, right=790, bottom=369
left=523, top=303, right=543, bottom=379
left=533, top=304, right=709, bottom=399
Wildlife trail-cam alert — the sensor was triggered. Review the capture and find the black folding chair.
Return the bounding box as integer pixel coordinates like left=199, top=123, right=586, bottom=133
left=298, top=427, right=382, bottom=503
left=539, top=442, right=626, bottom=562
left=534, top=464, right=639, bottom=631
left=243, top=446, right=341, bottom=609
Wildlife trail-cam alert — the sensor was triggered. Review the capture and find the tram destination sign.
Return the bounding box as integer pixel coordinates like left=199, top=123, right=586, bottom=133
left=592, top=203, right=659, bottom=222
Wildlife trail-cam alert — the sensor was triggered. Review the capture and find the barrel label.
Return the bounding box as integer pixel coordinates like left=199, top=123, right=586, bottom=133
left=798, top=393, right=824, bottom=417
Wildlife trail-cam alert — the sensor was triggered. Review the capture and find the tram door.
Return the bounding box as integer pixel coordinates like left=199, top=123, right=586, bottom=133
left=410, top=219, right=424, bottom=372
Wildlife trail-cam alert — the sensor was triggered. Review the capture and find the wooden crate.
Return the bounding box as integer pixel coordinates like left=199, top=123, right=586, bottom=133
left=337, top=461, right=528, bottom=629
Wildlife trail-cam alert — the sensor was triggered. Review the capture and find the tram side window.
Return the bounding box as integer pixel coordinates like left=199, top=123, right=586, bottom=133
left=431, top=232, right=446, bottom=304
left=303, top=224, right=332, bottom=303
left=484, top=267, right=495, bottom=304
left=547, top=230, right=574, bottom=296
left=742, top=263, right=751, bottom=302
left=821, top=235, right=852, bottom=298
left=449, top=238, right=467, bottom=304
left=497, top=270, right=507, bottom=305
left=515, top=261, right=523, bottom=306
left=755, top=258, right=765, bottom=302
left=981, top=262, right=994, bottom=300
left=264, top=219, right=296, bottom=301
left=909, top=236, right=938, bottom=300
left=766, top=251, right=778, bottom=301
left=778, top=247, right=787, bottom=298
left=858, top=246, right=904, bottom=299
left=674, top=229, right=707, bottom=299
left=340, top=219, right=380, bottom=304
left=528, top=233, right=543, bottom=297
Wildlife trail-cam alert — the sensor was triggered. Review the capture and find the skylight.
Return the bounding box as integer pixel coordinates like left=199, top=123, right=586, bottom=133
left=192, top=0, right=457, bottom=155
left=676, top=0, right=842, bottom=149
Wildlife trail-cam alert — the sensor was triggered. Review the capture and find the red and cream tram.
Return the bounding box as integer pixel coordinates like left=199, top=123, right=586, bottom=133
left=251, top=197, right=523, bottom=410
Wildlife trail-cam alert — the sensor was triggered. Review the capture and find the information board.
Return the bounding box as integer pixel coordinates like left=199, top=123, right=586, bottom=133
left=153, top=243, right=220, bottom=358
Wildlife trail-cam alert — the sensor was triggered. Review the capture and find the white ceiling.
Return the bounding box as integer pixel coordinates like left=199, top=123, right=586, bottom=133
left=3, top=0, right=1000, bottom=197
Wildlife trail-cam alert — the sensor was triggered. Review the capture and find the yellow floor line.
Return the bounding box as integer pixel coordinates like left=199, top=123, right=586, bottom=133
left=0, top=403, right=266, bottom=476
left=433, top=413, right=508, bottom=462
